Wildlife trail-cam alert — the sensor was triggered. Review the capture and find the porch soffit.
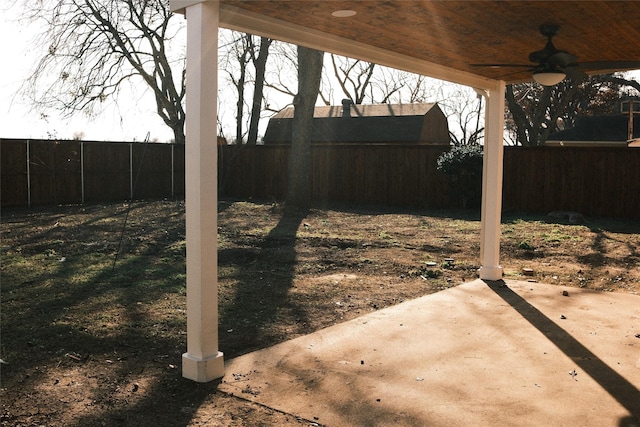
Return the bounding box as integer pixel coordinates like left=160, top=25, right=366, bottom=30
left=174, top=1, right=640, bottom=91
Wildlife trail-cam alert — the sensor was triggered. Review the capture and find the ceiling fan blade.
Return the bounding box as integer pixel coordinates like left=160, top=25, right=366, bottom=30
left=575, top=61, right=640, bottom=71
left=469, top=63, right=532, bottom=68
left=495, top=68, right=540, bottom=80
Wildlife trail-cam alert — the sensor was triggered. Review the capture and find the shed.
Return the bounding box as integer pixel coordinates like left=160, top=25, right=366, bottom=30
left=263, top=101, right=449, bottom=145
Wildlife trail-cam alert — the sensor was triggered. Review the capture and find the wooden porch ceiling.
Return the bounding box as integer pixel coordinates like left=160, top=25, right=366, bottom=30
left=217, top=1, right=640, bottom=89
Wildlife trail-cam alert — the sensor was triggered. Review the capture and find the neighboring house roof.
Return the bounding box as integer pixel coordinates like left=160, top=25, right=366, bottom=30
left=547, top=114, right=640, bottom=146
left=263, top=102, right=450, bottom=144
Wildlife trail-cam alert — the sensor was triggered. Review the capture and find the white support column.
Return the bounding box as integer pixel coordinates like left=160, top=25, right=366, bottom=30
left=182, top=0, right=224, bottom=382
left=478, top=81, right=506, bottom=281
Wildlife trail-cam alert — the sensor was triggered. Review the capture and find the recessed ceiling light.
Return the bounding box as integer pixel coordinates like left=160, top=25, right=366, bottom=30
left=332, top=10, right=357, bottom=18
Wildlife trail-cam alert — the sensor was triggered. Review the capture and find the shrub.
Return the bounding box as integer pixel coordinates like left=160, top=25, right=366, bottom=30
left=436, top=145, right=483, bottom=208
left=436, top=144, right=483, bottom=177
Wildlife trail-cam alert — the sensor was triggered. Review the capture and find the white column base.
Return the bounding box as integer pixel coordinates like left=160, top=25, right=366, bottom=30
left=478, top=265, right=503, bottom=281
left=182, top=351, right=224, bottom=383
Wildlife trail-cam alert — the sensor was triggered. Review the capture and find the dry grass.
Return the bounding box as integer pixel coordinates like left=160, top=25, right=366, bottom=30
left=1, top=199, right=638, bottom=426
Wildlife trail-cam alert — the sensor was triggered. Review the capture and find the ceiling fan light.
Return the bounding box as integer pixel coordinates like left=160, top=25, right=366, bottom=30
left=533, top=70, right=566, bottom=86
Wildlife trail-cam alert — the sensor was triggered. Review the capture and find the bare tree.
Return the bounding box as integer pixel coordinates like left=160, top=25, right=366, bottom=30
left=506, top=73, right=640, bottom=146
left=438, top=87, right=484, bottom=146
left=404, top=74, right=438, bottom=104
left=247, top=36, right=272, bottom=145
left=330, top=55, right=375, bottom=104
left=263, top=41, right=301, bottom=102
left=21, top=0, right=186, bottom=143
left=328, top=55, right=404, bottom=105
left=218, top=31, right=278, bottom=144
left=366, top=66, right=408, bottom=104
left=227, top=33, right=252, bottom=144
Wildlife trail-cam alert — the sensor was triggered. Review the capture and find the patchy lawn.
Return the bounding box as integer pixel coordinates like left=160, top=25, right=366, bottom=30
left=1, top=199, right=638, bottom=426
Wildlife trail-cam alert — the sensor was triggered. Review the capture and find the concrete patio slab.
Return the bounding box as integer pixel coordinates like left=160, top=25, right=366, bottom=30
left=219, top=279, right=640, bottom=426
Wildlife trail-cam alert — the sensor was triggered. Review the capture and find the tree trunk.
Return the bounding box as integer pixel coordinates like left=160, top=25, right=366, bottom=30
left=286, top=46, right=323, bottom=210
left=247, top=37, right=272, bottom=145
left=235, top=59, right=247, bottom=144
left=235, top=35, right=251, bottom=144
left=172, top=125, right=186, bottom=145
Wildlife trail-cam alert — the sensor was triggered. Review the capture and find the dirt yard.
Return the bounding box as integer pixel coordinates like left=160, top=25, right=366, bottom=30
left=1, top=199, right=639, bottom=426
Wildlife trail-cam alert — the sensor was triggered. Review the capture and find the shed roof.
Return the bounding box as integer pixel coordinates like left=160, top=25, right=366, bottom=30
left=263, top=102, right=449, bottom=144
left=271, top=103, right=440, bottom=119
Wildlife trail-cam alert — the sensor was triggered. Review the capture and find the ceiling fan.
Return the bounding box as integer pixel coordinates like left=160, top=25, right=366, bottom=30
left=472, top=25, right=640, bottom=86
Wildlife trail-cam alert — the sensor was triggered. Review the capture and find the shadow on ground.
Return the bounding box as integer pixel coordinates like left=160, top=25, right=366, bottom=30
left=218, top=207, right=310, bottom=358
left=486, top=280, right=640, bottom=421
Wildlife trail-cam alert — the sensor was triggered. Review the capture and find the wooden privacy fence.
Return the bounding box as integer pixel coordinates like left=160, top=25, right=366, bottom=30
left=502, top=146, right=640, bottom=219
left=218, top=144, right=457, bottom=208
left=1, top=139, right=185, bottom=207
left=3, top=139, right=639, bottom=219
left=219, top=144, right=640, bottom=219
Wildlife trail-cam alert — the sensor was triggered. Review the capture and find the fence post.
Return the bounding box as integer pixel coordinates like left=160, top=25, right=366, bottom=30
left=171, top=144, right=175, bottom=198
left=26, top=139, right=31, bottom=208
left=81, top=141, right=85, bottom=204
left=50, top=141, right=57, bottom=205
left=129, top=143, right=134, bottom=200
